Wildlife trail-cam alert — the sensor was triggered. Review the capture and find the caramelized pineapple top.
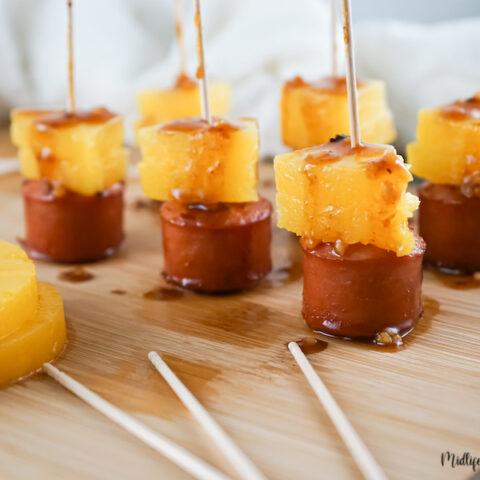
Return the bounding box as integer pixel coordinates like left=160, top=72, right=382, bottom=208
left=159, top=116, right=240, bottom=135
left=440, top=93, right=480, bottom=121
left=284, top=75, right=364, bottom=94
left=33, top=107, right=118, bottom=130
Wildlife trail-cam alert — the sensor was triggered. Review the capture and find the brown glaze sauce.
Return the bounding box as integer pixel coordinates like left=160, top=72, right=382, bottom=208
left=174, top=73, right=197, bottom=89
left=34, top=107, right=117, bottom=130
left=131, top=197, right=162, bottom=212
left=302, top=135, right=399, bottom=172
left=143, top=287, right=183, bottom=301
left=440, top=94, right=480, bottom=120
left=160, top=116, right=239, bottom=134
left=58, top=266, right=94, bottom=283
left=292, top=337, right=328, bottom=355
left=111, top=289, right=127, bottom=295
left=194, top=8, right=205, bottom=80
left=435, top=272, right=480, bottom=290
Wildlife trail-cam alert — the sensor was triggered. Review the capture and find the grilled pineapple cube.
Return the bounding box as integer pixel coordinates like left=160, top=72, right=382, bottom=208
left=274, top=135, right=418, bottom=256
left=0, top=282, right=66, bottom=387
left=407, top=94, right=480, bottom=185
left=0, top=241, right=37, bottom=340
left=138, top=117, right=259, bottom=203
left=281, top=76, right=396, bottom=150
left=135, top=77, right=231, bottom=135
left=10, top=107, right=127, bottom=196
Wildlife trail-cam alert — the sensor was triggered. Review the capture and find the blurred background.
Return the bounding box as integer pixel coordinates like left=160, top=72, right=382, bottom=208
left=0, top=0, right=479, bottom=156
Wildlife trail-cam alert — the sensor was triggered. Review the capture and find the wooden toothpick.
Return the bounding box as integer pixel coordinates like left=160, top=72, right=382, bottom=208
left=174, top=0, right=187, bottom=75
left=288, top=343, right=387, bottom=480
left=341, top=0, right=361, bottom=147
left=194, top=0, right=211, bottom=123
left=148, top=352, right=267, bottom=480
left=43, top=363, right=231, bottom=480
left=66, top=0, right=75, bottom=113
left=331, top=0, right=338, bottom=77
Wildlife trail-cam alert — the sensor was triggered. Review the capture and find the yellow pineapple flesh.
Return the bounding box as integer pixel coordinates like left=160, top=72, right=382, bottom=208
left=407, top=93, right=480, bottom=185
left=135, top=75, right=231, bottom=135
left=274, top=135, right=418, bottom=256
left=0, top=241, right=37, bottom=340
left=10, top=107, right=127, bottom=196
left=0, top=282, right=66, bottom=387
left=281, top=76, right=397, bottom=150
left=138, top=116, right=259, bottom=204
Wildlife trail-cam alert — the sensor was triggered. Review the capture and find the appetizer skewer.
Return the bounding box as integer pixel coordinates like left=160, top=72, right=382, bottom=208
left=274, top=0, right=424, bottom=343
left=149, top=352, right=266, bottom=480
left=408, top=93, right=480, bottom=274
left=280, top=0, right=396, bottom=150
left=43, top=363, right=231, bottom=480
left=138, top=0, right=272, bottom=293
left=134, top=0, right=230, bottom=134
left=288, top=341, right=387, bottom=480
left=10, top=0, right=126, bottom=263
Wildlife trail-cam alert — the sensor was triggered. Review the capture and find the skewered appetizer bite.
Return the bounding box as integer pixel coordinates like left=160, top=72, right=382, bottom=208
left=281, top=76, right=396, bottom=150
left=407, top=93, right=480, bottom=274
left=138, top=116, right=272, bottom=292
left=275, top=134, right=424, bottom=342
left=10, top=107, right=127, bottom=262
left=0, top=241, right=66, bottom=386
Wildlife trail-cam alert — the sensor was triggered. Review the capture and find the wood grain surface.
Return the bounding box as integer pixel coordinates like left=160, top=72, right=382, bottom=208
left=0, top=149, right=479, bottom=480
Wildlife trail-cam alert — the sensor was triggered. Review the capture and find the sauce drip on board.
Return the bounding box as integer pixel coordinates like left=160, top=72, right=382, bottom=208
left=58, top=266, right=94, bottom=283
left=143, top=287, right=183, bottom=301
left=292, top=337, right=328, bottom=355
left=285, top=75, right=363, bottom=93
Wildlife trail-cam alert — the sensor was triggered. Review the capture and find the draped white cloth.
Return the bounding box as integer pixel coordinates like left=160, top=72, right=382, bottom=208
left=0, top=0, right=479, bottom=156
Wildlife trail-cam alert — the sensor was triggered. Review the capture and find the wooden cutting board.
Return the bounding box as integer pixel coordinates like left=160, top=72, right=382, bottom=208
left=0, top=159, right=479, bottom=480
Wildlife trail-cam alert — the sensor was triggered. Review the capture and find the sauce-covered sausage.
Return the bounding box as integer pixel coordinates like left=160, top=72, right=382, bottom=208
left=161, top=198, right=272, bottom=292
left=23, top=180, right=124, bottom=263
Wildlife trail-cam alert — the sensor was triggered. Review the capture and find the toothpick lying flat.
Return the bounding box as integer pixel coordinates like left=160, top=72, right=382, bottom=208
left=342, top=0, right=361, bottom=147
left=287, top=343, right=387, bottom=480
left=43, top=363, right=231, bottom=480
left=331, top=0, right=338, bottom=77
left=174, top=0, right=187, bottom=75
left=66, top=0, right=75, bottom=113
left=148, top=352, right=266, bottom=480
left=194, top=0, right=211, bottom=123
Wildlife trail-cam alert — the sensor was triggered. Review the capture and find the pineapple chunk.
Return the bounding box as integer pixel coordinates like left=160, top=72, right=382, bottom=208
left=135, top=76, right=231, bottom=135
left=281, top=76, right=397, bottom=150
left=138, top=116, right=259, bottom=203
left=407, top=94, right=480, bottom=185
left=0, top=241, right=37, bottom=340
left=0, top=282, right=66, bottom=387
left=274, top=135, right=418, bottom=256
left=10, top=107, right=127, bottom=196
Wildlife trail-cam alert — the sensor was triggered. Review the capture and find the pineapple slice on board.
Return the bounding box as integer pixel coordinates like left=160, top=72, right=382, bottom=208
left=0, top=241, right=37, bottom=340
left=0, top=282, right=66, bottom=387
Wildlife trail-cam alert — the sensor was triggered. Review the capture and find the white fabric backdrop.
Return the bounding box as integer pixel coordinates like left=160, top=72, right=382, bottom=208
left=0, top=0, right=479, bottom=156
